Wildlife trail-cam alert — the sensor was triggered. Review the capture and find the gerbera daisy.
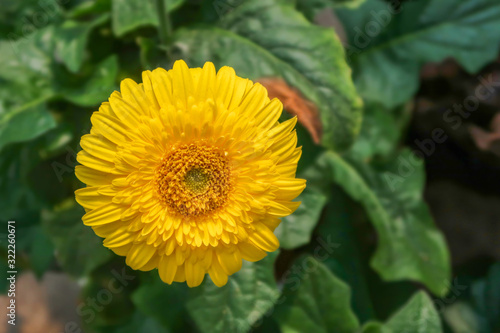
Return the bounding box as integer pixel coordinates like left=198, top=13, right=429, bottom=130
left=75, top=60, right=305, bottom=287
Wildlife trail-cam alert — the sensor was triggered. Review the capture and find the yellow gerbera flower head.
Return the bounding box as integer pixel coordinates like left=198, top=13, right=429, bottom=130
left=75, top=60, right=306, bottom=287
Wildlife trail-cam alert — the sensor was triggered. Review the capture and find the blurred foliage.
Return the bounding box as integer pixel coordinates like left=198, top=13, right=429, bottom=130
left=0, top=0, right=499, bottom=332
left=337, top=0, right=500, bottom=108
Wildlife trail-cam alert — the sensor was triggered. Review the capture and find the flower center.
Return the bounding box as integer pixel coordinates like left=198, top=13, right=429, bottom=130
left=184, top=168, right=210, bottom=194
left=155, top=144, right=231, bottom=216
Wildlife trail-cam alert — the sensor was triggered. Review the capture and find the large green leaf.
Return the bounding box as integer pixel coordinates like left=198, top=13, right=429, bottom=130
left=109, top=311, right=169, bottom=333
left=471, top=262, right=500, bottom=332
left=442, top=302, right=485, bottom=333
left=315, top=150, right=450, bottom=296
left=173, top=0, right=362, bottom=151
left=275, top=255, right=360, bottom=333
left=0, top=27, right=55, bottom=87
left=275, top=183, right=327, bottom=250
left=0, top=142, right=44, bottom=220
left=385, top=291, right=442, bottom=333
left=186, top=251, right=279, bottom=333
left=111, top=0, right=185, bottom=36
left=42, top=201, right=113, bottom=277
left=361, top=322, right=391, bottom=333
left=60, top=55, right=119, bottom=106
left=132, top=274, right=189, bottom=332
left=68, top=0, right=112, bottom=19
left=0, top=27, right=57, bottom=150
left=55, top=14, right=110, bottom=73
left=29, top=226, right=55, bottom=277
left=361, top=291, right=443, bottom=333
left=0, top=16, right=117, bottom=150
left=296, top=0, right=366, bottom=21
left=0, top=0, right=63, bottom=39
left=348, top=103, right=411, bottom=161
left=13, top=222, right=54, bottom=278
left=79, top=260, right=138, bottom=331
left=0, top=101, right=56, bottom=152
left=313, top=195, right=376, bottom=322
left=337, top=0, right=500, bottom=107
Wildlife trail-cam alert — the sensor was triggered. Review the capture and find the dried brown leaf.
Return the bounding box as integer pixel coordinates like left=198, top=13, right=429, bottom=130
left=258, top=78, right=322, bottom=144
left=469, top=113, right=500, bottom=156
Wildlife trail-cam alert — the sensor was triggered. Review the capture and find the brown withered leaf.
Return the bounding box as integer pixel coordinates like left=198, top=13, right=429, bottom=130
left=469, top=113, right=500, bottom=156
left=258, top=78, right=322, bottom=144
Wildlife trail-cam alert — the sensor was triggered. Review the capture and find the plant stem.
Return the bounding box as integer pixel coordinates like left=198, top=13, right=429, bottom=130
left=155, top=0, right=173, bottom=59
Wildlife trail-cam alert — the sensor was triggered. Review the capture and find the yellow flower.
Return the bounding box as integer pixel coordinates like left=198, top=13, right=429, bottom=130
left=75, top=60, right=305, bottom=287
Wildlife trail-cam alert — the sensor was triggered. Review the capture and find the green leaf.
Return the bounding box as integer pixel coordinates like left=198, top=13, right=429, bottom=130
left=79, top=260, right=138, bottom=330
left=0, top=142, right=44, bottom=220
left=361, top=322, right=391, bottom=333
left=109, top=311, right=169, bottom=333
left=132, top=274, right=188, bottom=332
left=0, top=258, right=9, bottom=293
left=385, top=291, right=442, bottom=333
left=349, top=103, right=411, bottom=161
left=186, top=251, right=279, bottom=333
left=60, top=55, right=119, bottom=106
left=442, top=302, right=485, bottom=333
left=68, top=0, right=112, bottom=19
left=275, top=185, right=327, bottom=250
left=0, top=28, right=58, bottom=150
left=275, top=255, right=360, bottom=333
left=0, top=27, right=55, bottom=87
left=358, top=292, right=442, bottom=333
left=28, top=226, right=55, bottom=278
left=55, top=14, right=110, bottom=73
left=296, top=0, right=366, bottom=21
left=0, top=0, right=64, bottom=39
left=111, top=0, right=185, bottom=37
left=42, top=201, right=113, bottom=277
left=471, top=262, right=500, bottom=331
left=314, top=194, right=376, bottom=322
left=0, top=101, right=56, bottom=152
left=173, top=0, right=362, bottom=151
left=337, top=0, right=500, bottom=107
left=316, top=150, right=450, bottom=296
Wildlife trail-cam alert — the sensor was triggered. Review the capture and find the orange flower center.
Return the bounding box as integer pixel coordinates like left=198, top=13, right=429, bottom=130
left=155, top=144, right=231, bottom=216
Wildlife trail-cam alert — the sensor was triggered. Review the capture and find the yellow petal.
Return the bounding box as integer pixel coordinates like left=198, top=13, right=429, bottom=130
left=75, top=165, right=117, bottom=186
left=120, top=78, right=151, bottom=116
left=185, top=260, right=205, bottom=287
left=173, top=264, right=186, bottom=282
left=103, top=229, right=136, bottom=248
left=217, top=249, right=242, bottom=275
left=256, top=98, right=282, bottom=130
left=125, top=243, right=156, bottom=270
left=150, top=68, right=174, bottom=108
left=238, top=242, right=267, bottom=262
left=216, top=66, right=236, bottom=108
left=82, top=203, right=125, bottom=226
left=171, top=59, right=194, bottom=108
left=75, top=186, right=110, bottom=210
left=80, top=134, right=117, bottom=162
left=158, top=255, right=177, bottom=284
left=266, top=200, right=293, bottom=216
left=141, top=70, right=161, bottom=111
left=91, top=112, right=136, bottom=145
left=238, top=83, right=268, bottom=117
left=273, top=178, right=306, bottom=200
left=195, top=62, right=216, bottom=101
left=249, top=222, right=280, bottom=252
left=208, top=255, right=229, bottom=287
left=76, top=150, right=117, bottom=174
